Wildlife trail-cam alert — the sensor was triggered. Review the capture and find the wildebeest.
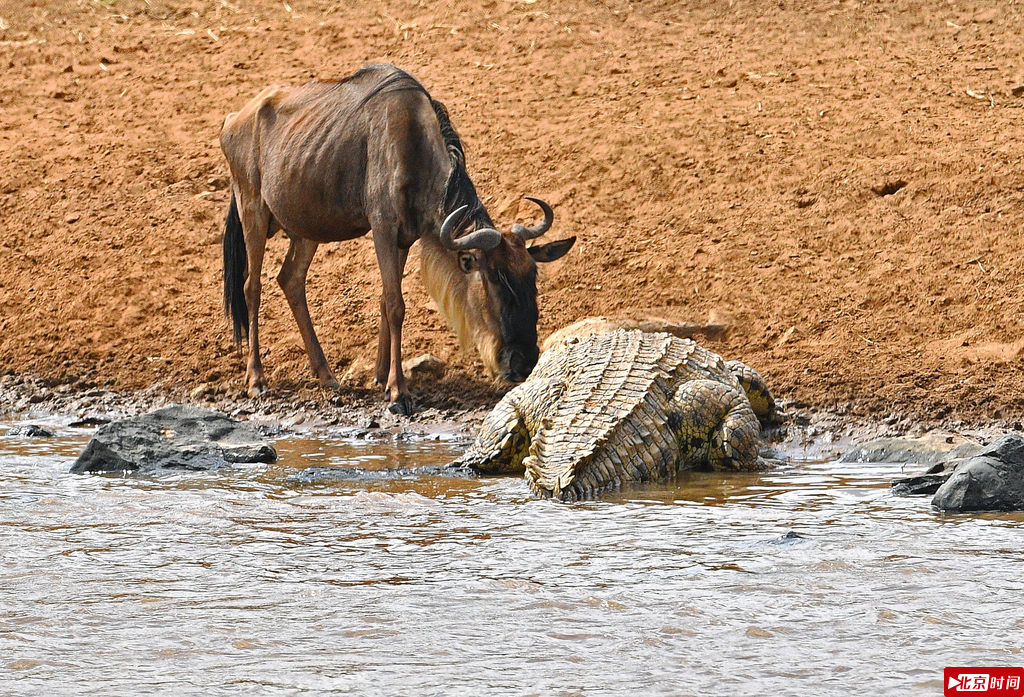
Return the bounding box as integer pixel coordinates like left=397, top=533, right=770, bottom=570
left=220, top=64, right=575, bottom=414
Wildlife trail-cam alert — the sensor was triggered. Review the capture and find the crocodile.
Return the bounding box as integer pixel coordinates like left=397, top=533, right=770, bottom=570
left=448, top=329, right=776, bottom=501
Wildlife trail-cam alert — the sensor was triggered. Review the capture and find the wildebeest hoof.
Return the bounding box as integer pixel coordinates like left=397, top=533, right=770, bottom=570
left=320, top=377, right=341, bottom=390
left=388, top=395, right=413, bottom=416
left=247, top=384, right=267, bottom=399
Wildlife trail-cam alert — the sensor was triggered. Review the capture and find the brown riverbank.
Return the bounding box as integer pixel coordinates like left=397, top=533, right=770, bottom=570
left=2, top=0, right=1024, bottom=424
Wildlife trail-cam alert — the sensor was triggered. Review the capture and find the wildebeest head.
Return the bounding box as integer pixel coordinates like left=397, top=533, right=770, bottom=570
left=439, top=197, right=575, bottom=383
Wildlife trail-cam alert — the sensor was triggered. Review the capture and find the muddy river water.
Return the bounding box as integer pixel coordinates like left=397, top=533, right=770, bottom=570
left=1, top=418, right=1022, bottom=696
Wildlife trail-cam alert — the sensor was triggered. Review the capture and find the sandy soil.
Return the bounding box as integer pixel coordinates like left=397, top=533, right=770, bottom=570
left=2, top=0, right=1024, bottom=425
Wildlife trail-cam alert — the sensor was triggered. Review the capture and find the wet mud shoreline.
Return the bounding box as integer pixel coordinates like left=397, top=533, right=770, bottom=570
left=3, top=373, right=1017, bottom=468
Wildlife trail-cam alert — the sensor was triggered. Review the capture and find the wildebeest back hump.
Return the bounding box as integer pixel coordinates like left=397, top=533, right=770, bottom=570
left=254, top=70, right=441, bottom=241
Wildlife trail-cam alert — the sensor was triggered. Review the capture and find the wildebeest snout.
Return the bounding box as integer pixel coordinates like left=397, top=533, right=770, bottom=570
left=500, top=344, right=539, bottom=383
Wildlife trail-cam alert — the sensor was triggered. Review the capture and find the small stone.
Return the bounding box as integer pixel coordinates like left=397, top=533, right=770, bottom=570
left=1012, top=85, right=1024, bottom=97
left=972, top=8, right=999, bottom=23
left=65, top=214, right=80, bottom=224
left=403, top=353, right=446, bottom=379
left=6, top=424, right=56, bottom=438
left=767, top=530, right=804, bottom=544
left=846, top=436, right=980, bottom=465
left=282, top=413, right=305, bottom=427
left=892, top=473, right=949, bottom=497
left=207, top=175, right=229, bottom=190
left=775, top=326, right=798, bottom=347
left=69, top=415, right=111, bottom=428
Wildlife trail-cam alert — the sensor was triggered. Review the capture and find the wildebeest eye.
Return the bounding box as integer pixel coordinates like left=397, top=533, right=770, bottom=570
left=458, top=252, right=476, bottom=273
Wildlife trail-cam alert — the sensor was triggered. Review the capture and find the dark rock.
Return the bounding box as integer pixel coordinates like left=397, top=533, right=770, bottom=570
left=932, top=434, right=1024, bottom=512
left=71, top=405, right=276, bottom=475
left=69, top=415, right=112, bottom=428
left=842, top=436, right=981, bottom=466
left=6, top=424, right=56, bottom=438
left=891, top=473, right=949, bottom=497
left=766, top=531, right=805, bottom=544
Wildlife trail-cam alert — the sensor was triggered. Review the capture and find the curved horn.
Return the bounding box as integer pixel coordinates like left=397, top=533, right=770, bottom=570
left=439, top=206, right=502, bottom=252
left=511, top=196, right=554, bottom=241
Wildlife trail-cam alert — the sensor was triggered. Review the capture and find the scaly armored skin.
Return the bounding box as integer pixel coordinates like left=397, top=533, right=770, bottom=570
left=449, top=329, right=776, bottom=501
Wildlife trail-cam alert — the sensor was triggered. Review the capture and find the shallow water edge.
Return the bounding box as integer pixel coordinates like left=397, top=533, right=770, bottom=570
left=2, top=387, right=1022, bottom=697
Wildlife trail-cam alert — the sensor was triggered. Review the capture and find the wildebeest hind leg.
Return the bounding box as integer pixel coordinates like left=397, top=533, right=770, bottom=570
left=237, top=191, right=271, bottom=397
left=374, top=296, right=390, bottom=387
left=278, top=236, right=339, bottom=390
left=373, top=237, right=412, bottom=415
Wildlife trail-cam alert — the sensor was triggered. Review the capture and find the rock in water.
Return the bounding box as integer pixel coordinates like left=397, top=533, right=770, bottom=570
left=6, top=424, right=56, bottom=438
left=890, top=469, right=949, bottom=497
left=70, top=405, right=276, bottom=474
left=931, top=434, right=1024, bottom=513
left=842, top=436, right=981, bottom=466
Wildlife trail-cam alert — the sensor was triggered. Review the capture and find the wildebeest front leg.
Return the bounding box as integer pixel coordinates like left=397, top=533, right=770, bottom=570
left=374, top=246, right=409, bottom=387
left=277, top=236, right=340, bottom=390
left=373, top=238, right=412, bottom=415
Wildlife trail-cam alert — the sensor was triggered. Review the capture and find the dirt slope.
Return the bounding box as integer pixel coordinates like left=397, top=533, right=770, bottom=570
left=1, top=0, right=1023, bottom=422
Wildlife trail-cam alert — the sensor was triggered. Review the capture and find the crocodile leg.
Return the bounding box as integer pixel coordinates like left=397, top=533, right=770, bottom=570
left=448, top=378, right=565, bottom=475
left=669, top=379, right=761, bottom=471
left=724, top=360, right=776, bottom=424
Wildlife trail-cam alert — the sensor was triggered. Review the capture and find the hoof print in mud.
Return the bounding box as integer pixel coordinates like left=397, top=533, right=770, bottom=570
left=70, top=405, right=277, bottom=475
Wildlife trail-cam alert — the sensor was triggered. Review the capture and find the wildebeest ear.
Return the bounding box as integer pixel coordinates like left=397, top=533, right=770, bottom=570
left=457, top=251, right=477, bottom=273
left=528, top=236, right=576, bottom=263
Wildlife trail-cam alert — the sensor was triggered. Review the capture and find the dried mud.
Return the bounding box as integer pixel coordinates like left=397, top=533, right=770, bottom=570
left=2, top=0, right=1024, bottom=426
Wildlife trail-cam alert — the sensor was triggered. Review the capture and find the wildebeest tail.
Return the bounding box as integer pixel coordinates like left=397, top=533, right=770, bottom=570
left=223, top=191, right=248, bottom=344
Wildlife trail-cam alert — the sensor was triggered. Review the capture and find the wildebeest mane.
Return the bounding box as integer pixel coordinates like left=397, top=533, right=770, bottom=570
left=429, top=98, right=494, bottom=233
left=347, top=64, right=429, bottom=110
left=341, top=65, right=491, bottom=235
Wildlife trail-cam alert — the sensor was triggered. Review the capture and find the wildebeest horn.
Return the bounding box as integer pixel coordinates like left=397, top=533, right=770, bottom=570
left=440, top=205, right=502, bottom=251
left=511, top=196, right=554, bottom=241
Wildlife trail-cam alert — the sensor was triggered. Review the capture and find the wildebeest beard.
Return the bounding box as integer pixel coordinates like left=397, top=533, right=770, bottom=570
left=494, top=266, right=540, bottom=383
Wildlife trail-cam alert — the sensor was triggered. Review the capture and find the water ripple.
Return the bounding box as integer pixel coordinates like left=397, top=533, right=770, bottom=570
left=0, top=426, right=1021, bottom=696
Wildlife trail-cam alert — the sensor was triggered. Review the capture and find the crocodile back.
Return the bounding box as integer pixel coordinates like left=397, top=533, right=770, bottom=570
left=524, top=330, right=736, bottom=500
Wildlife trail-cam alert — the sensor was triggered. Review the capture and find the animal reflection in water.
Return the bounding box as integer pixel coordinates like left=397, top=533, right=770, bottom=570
left=449, top=329, right=778, bottom=502
left=220, top=64, right=575, bottom=414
